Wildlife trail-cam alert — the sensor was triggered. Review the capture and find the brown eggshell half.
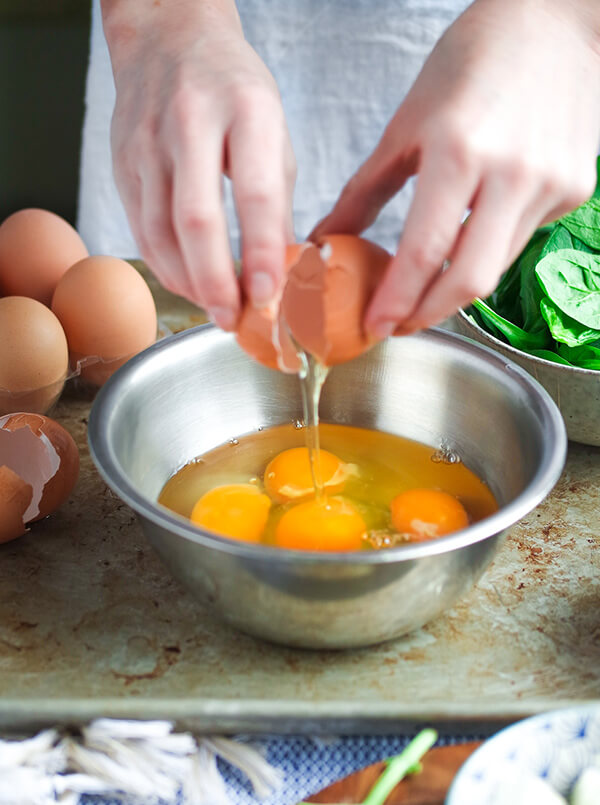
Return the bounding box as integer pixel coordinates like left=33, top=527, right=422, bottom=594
left=0, top=413, right=79, bottom=522
left=281, top=235, right=392, bottom=366
left=0, top=465, right=33, bottom=543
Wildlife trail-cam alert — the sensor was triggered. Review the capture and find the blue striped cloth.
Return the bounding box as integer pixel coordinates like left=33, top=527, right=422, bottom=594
left=82, top=733, right=479, bottom=805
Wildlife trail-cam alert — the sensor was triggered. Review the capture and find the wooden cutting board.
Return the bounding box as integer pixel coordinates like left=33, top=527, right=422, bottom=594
left=306, top=742, right=481, bottom=804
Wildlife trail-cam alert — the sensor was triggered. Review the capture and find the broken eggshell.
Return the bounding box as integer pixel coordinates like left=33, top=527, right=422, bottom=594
left=0, top=413, right=79, bottom=542
left=235, top=244, right=307, bottom=374
left=235, top=235, right=392, bottom=371
left=281, top=235, right=392, bottom=366
left=0, top=466, right=33, bottom=543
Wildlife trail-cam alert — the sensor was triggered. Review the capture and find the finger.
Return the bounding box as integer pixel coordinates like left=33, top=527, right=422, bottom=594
left=364, top=148, right=479, bottom=339
left=171, top=126, right=239, bottom=331
left=138, top=157, right=195, bottom=300
left=310, top=119, right=417, bottom=240
left=228, top=104, right=295, bottom=307
left=400, top=175, right=532, bottom=332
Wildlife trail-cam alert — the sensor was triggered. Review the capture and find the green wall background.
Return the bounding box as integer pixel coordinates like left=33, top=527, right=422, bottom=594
left=0, top=2, right=91, bottom=225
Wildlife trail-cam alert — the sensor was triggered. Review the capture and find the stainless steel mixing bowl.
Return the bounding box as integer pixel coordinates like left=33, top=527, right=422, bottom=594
left=88, top=326, right=566, bottom=649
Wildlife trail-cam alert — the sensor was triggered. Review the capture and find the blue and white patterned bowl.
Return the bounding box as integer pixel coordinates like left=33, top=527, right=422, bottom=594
left=446, top=706, right=600, bottom=804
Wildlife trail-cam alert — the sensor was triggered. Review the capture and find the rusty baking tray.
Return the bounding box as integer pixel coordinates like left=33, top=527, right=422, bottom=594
left=0, top=268, right=598, bottom=736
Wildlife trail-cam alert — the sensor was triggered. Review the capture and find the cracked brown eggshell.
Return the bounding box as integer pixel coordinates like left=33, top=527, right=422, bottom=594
left=0, top=466, right=33, bottom=543
left=236, top=237, right=392, bottom=370
left=235, top=244, right=305, bottom=373
left=0, top=413, right=79, bottom=536
left=281, top=235, right=392, bottom=366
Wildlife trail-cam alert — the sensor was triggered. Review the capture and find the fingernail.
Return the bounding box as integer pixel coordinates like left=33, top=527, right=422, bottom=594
left=249, top=272, right=276, bottom=308
left=208, top=306, right=237, bottom=331
left=369, top=320, right=397, bottom=340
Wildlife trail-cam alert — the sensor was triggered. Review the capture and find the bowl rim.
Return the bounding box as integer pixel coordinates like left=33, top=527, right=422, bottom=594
left=457, top=306, right=600, bottom=376
left=88, top=325, right=567, bottom=564
left=446, top=703, right=600, bottom=803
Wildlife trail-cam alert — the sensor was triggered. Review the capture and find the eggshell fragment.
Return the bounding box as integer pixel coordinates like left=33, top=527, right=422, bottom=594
left=0, top=413, right=79, bottom=526
left=0, top=208, right=88, bottom=305
left=0, top=466, right=33, bottom=543
left=51, top=256, right=158, bottom=386
left=281, top=235, right=392, bottom=366
left=236, top=299, right=303, bottom=373
left=235, top=244, right=305, bottom=373
left=0, top=296, right=69, bottom=415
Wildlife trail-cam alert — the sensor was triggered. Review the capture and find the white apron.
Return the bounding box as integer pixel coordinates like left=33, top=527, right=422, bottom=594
left=77, top=0, right=470, bottom=259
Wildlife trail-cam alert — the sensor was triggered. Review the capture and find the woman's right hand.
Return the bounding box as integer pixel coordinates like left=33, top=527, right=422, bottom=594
left=101, top=0, right=296, bottom=330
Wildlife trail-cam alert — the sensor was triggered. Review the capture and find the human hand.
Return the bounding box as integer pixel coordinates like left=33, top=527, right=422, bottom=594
left=312, top=0, right=600, bottom=338
left=101, top=0, right=296, bottom=330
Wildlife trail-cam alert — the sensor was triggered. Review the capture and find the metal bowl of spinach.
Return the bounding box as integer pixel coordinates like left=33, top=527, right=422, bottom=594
left=457, top=157, right=600, bottom=446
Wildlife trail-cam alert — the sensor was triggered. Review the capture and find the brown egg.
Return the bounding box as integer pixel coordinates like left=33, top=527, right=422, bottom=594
left=0, top=466, right=33, bottom=543
left=0, top=412, right=79, bottom=531
left=0, top=208, right=88, bottom=306
left=51, top=256, right=158, bottom=386
left=281, top=235, right=392, bottom=366
left=0, top=296, right=69, bottom=415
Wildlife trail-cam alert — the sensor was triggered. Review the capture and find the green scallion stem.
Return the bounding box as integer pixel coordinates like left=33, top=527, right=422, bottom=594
left=295, top=728, right=437, bottom=805
left=361, top=728, right=438, bottom=805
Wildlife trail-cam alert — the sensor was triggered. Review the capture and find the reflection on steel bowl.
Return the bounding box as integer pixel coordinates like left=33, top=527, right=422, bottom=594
left=88, top=325, right=566, bottom=649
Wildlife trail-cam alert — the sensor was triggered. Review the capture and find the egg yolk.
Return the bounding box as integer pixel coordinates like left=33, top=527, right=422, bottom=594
left=190, top=483, right=271, bottom=543
left=390, top=488, right=469, bottom=540
left=274, top=496, right=366, bottom=551
left=264, top=447, right=346, bottom=503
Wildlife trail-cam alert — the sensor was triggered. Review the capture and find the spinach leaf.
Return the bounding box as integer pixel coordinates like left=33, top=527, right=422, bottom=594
left=593, top=154, right=600, bottom=199
left=539, top=223, right=593, bottom=259
left=558, top=342, right=600, bottom=370
left=528, top=348, right=574, bottom=366
left=489, top=258, right=523, bottom=324
left=518, top=228, right=553, bottom=330
left=539, top=297, right=600, bottom=347
left=539, top=224, right=574, bottom=259
left=471, top=298, right=549, bottom=350
left=535, top=249, right=600, bottom=328
left=490, top=226, right=551, bottom=325
left=560, top=197, right=600, bottom=251
left=464, top=306, right=487, bottom=331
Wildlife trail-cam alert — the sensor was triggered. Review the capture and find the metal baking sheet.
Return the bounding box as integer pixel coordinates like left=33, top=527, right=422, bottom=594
left=0, top=267, right=598, bottom=736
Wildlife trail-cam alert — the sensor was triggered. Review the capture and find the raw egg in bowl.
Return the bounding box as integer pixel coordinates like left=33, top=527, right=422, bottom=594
left=88, top=325, right=566, bottom=649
